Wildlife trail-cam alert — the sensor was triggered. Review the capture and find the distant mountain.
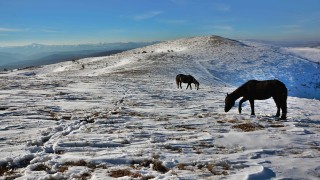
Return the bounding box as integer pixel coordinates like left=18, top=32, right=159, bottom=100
left=0, top=42, right=159, bottom=56
left=0, top=42, right=159, bottom=70
left=2, top=50, right=126, bottom=70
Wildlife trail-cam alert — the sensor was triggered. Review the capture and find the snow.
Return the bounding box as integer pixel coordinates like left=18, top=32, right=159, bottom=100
left=281, top=47, right=320, bottom=63
left=0, top=35, right=319, bottom=179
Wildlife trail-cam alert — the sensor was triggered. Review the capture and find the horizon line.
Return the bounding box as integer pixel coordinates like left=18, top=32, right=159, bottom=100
left=1, top=35, right=320, bottom=48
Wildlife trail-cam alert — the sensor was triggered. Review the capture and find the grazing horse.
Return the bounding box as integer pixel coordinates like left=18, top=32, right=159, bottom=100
left=176, top=74, right=199, bottom=90
left=224, top=80, right=288, bottom=120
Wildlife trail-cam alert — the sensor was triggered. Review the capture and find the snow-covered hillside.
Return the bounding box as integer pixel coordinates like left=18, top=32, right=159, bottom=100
left=34, top=36, right=320, bottom=99
left=0, top=35, right=319, bottom=179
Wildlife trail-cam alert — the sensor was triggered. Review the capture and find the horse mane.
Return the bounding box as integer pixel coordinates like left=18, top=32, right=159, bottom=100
left=229, top=81, right=248, bottom=100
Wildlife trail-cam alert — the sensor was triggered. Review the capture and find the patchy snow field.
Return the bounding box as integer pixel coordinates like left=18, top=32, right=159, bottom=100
left=0, top=36, right=319, bottom=179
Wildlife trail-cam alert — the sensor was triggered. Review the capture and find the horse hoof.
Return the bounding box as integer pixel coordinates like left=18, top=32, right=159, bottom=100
left=280, top=116, right=287, bottom=120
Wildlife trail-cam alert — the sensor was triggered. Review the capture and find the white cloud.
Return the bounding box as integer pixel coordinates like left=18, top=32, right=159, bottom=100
left=0, top=27, right=61, bottom=33
left=0, top=27, right=23, bottom=32
left=39, top=28, right=61, bottom=33
left=133, top=11, right=164, bottom=21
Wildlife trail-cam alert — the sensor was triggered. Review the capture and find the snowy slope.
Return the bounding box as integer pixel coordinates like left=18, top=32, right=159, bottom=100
left=281, top=46, right=320, bottom=63
left=35, top=36, right=320, bottom=99
left=0, top=35, right=319, bottom=180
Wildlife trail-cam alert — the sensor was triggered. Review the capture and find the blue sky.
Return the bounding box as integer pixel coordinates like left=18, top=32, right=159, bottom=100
left=0, top=0, right=319, bottom=46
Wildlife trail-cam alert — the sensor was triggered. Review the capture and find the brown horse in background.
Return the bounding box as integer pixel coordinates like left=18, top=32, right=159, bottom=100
left=176, top=74, right=199, bottom=90
left=224, top=79, right=288, bottom=120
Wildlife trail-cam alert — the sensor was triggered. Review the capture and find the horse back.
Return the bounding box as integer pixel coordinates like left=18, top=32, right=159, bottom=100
left=244, top=80, right=287, bottom=99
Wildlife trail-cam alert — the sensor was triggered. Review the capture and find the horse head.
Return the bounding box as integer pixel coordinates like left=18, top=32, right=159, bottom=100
left=194, top=80, right=199, bottom=90
left=224, top=93, right=235, bottom=112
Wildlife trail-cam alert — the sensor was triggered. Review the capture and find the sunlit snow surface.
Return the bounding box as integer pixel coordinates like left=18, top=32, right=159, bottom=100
left=0, top=36, right=319, bottom=179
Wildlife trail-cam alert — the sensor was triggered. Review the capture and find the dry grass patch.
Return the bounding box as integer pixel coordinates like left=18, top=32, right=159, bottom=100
left=131, top=159, right=169, bottom=173
left=177, top=163, right=186, bottom=170
left=64, top=159, right=97, bottom=169
left=57, top=166, right=68, bottom=173
left=232, top=123, right=264, bottom=132
left=32, top=164, right=50, bottom=171
left=207, top=163, right=229, bottom=176
left=0, top=164, right=13, bottom=176
left=110, top=169, right=142, bottom=178
left=0, top=157, right=33, bottom=176
left=153, top=160, right=169, bottom=173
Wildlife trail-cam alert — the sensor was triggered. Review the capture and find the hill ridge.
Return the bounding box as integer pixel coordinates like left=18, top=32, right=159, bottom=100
left=16, top=35, right=320, bottom=99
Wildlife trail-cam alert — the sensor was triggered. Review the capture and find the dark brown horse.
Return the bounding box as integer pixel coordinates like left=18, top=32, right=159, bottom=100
left=176, top=74, right=199, bottom=90
left=224, top=80, right=288, bottom=120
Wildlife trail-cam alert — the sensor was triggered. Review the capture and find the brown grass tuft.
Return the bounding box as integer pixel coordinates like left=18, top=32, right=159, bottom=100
left=232, top=123, right=264, bottom=132
left=153, top=160, right=169, bottom=173
left=57, top=166, right=68, bottom=173
left=32, top=164, right=50, bottom=171
left=131, top=159, right=169, bottom=173
left=177, top=163, right=186, bottom=170
left=0, top=164, right=12, bottom=176
left=64, top=160, right=97, bottom=169
left=110, top=169, right=142, bottom=178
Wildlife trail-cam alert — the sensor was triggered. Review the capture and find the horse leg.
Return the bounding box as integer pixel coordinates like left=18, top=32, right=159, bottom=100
left=187, top=83, right=192, bottom=90
left=249, top=99, right=255, bottom=116
left=280, top=98, right=287, bottom=120
left=273, top=97, right=281, bottom=117
left=276, top=106, right=280, bottom=117
left=238, top=98, right=247, bottom=114
left=178, top=81, right=181, bottom=89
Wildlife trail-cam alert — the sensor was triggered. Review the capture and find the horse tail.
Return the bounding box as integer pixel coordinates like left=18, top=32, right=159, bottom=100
left=279, top=80, right=288, bottom=98
left=176, top=75, right=180, bottom=88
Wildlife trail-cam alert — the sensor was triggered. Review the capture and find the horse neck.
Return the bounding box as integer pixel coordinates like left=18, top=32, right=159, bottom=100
left=192, top=77, right=197, bottom=84
left=230, top=86, right=244, bottom=101
left=193, top=79, right=197, bottom=84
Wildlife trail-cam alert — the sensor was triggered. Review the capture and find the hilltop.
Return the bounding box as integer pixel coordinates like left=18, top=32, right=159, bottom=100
left=34, top=35, right=319, bottom=99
